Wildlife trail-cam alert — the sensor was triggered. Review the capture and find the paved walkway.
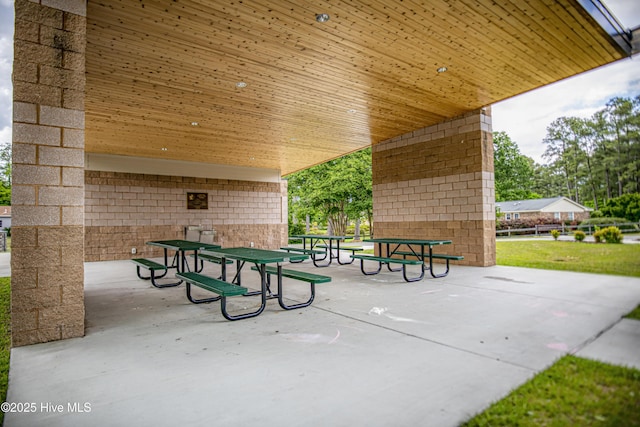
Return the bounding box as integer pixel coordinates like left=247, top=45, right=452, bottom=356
left=0, top=252, right=10, bottom=277
left=3, top=255, right=640, bottom=426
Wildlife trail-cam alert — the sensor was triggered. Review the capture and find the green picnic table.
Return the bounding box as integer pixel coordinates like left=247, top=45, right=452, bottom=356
left=181, top=247, right=312, bottom=320
left=355, top=238, right=461, bottom=281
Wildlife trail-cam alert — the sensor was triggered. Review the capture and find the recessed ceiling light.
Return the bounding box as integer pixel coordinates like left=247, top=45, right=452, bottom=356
left=347, top=109, right=357, bottom=114
left=191, top=121, right=199, bottom=126
left=437, top=66, right=448, bottom=73
left=236, top=81, right=247, bottom=88
left=161, top=147, right=168, bottom=151
left=316, top=13, right=330, bottom=23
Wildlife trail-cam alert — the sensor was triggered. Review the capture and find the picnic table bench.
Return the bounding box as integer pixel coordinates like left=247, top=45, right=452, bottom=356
left=131, top=258, right=182, bottom=288
left=133, top=240, right=224, bottom=288
left=176, top=272, right=250, bottom=321
left=350, top=254, right=424, bottom=282
left=290, top=234, right=349, bottom=267
left=189, top=252, right=233, bottom=272
left=315, top=244, right=363, bottom=253
left=251, top=265, right=331, bottom=309
left=279, top=246, right=326, bottom=263
left=394, top=251, right=464, bottom=278
left=145, top=239, right=222, bottom=272
left=315, top=244, right=363, bottom=264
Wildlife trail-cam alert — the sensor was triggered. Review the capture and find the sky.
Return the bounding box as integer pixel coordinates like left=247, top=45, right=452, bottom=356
left=0, top=0, right=12, bottom=148
left=492, top=0, right=640, bottom=163
left=0, top=0, right=638, bottom=164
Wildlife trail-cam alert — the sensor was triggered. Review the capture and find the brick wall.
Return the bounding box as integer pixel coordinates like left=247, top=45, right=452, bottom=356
left=11, top=0, right=87, bottom=346
left=372, top=109, right=496, bottom=266
left=85, top=171, right=288, bottom=261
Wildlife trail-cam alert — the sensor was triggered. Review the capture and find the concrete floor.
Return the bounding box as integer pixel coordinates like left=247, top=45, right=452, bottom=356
left=4, top=254, right=640, bottom=426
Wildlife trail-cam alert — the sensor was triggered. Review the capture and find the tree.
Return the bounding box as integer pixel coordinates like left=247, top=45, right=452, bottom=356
left=286, top=148, right=372, bottom=236
left=287, top=170, right=323, bottom=234
left=343, top=148, right=372, bottom=237
left=542, top=117, right=585, bottom=202
left=533, top=95, right=639, bottom=208
left=597, top=193, right=640, bottom=222
left=574, top=116, right=604, bottom=210
left=0, top=142, right=10, bottom=205
left=531, top=163, right=565, bottom=198
left=493, top=131, right=539, bottom=201
left=604, top=97, right=637, bottom=196
left=0, top=187, right=9, bottom=206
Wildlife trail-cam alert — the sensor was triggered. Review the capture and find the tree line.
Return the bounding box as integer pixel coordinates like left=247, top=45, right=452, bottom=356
left=496, top=95, right=639, bottom=211
left=0, top=142, right=9, bottom=205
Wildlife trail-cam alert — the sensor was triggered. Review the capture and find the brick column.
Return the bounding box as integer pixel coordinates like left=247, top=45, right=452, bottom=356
left=11, top=0, right=86, bottom=346
left=372, top=108, right=495, bottom=266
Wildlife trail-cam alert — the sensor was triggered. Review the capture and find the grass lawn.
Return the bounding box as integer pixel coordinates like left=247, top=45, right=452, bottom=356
left=497, top=240, right=640, bottom=277
left=462, top=355, right=640, bottom=426
left=464, top=239, right=640, bottom=425
left=625, top=304, right=640, bottom=320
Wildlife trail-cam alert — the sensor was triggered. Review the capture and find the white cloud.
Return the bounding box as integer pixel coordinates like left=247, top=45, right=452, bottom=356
left=606, top=0, right=640, bottom=28
left=0, top=1, right=13, bottom=140
left=492, top=56, right=640, bottom=163
left=492, top=0, right=640, bottom=163
left=0, top=126, right=10, bottom=145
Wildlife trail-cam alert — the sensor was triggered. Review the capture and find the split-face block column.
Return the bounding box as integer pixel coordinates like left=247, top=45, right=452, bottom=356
left=11, top=0, right=87, bottom=346
left=372, top=109, right=496, bottom=266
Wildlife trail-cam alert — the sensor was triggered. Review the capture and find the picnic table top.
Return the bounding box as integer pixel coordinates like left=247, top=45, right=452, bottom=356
left=290, top=234, right=348, bottom=240
left=146, top=240, right=222, bottom=251
left=364, top=238, right=452, bottom=245
left=202, top=247, right=308, bottom=264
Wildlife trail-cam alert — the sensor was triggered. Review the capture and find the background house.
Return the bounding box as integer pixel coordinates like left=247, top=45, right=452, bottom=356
left=496, top=197, right=591, bottom=223
left=0, top=206, right=10, bottom=229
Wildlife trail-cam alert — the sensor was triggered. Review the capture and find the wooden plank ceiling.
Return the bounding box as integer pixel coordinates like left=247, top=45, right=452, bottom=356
left=85, top=0, right=627, bottom=175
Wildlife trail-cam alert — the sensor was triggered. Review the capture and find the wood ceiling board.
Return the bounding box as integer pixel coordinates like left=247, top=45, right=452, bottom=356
left=85, top=0, right=627, bottom=175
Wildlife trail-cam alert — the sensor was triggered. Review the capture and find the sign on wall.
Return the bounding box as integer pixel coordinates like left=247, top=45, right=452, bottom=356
left=187, top=192, right=208, bottom=210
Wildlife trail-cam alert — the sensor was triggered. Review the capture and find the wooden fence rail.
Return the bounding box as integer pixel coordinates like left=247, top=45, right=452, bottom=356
left=496, top=222, right=640, bottom=237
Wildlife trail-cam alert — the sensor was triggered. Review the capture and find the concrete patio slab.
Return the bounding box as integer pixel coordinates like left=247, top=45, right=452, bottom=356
left=576, top=318, right=640, bottom=370
left=4, top=257, right=640, bottom=426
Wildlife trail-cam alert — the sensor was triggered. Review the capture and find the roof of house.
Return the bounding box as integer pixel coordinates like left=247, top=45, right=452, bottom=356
left=0, top=206, right=10, bottom=217
left=495, top=197, right=591, bottom=213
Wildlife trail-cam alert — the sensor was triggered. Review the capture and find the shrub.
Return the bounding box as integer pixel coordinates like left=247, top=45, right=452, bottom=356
left=288, top=222, right=305, bottom=236
left=590, top=210, right=603, bottom=218
left=593, top=231, right=602, bottom=243
left=599, top=193, right=640, bottom=222
left=574, top=230, right=586, bottom=242
left=346, top=223, right=371, bottom=237
left=308, top=226, right=324, bottom=235
left=593, top=226, right=624, bottom=244
left=603, top=226, right=624, bottom=244
left=578, top=217, right=637, bottom=232
left=497, top=217, right=566, bottom=236
left=551, top=229, right=560, bottom=240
